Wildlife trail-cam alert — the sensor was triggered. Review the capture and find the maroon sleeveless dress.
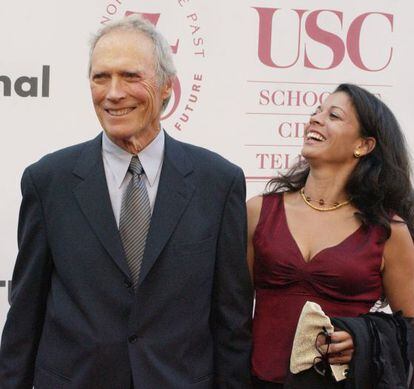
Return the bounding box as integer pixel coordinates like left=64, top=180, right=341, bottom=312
left=252, top=193, right=385, bottom=383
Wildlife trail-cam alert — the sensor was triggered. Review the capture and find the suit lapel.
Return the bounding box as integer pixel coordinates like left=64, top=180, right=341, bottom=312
left=137, top=133, right=195, bottom=288
left=72, top=134, right=131, bottom=279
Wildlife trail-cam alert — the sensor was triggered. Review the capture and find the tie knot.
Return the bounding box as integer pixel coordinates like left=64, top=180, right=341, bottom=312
left=129, top=156, right=144, bottom=176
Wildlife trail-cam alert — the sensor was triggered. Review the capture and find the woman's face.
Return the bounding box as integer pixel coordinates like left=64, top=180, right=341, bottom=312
left=302, top=92, right=363, bottom=166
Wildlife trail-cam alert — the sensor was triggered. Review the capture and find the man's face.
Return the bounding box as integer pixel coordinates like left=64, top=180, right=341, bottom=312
left=89, top=29, right=171, bottom=153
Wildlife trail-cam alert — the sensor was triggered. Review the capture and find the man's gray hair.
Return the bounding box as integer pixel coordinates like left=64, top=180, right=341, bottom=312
left=89, top=15, right=176, bottom=111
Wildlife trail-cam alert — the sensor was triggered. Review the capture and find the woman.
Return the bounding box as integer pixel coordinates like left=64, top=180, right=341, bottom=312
left=247, top=83, right=414, bottom=388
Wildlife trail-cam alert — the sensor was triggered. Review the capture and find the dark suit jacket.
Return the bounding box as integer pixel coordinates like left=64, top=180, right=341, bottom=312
left=0, top=132, right=253, bottom=389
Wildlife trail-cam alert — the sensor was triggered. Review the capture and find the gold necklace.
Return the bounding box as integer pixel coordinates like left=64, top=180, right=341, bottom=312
left=300, top=188, right=350, bottom=212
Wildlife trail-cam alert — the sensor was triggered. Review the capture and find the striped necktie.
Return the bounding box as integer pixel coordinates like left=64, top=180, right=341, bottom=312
left=119, top=156, right=151, bottom=289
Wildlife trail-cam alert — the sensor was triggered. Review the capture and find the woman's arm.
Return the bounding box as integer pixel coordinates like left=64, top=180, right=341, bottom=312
left=246, top=196, right=263, bottom=281
left=382, top=218, right=414, bottom=317
left=328, top=218, right=414, bottom=364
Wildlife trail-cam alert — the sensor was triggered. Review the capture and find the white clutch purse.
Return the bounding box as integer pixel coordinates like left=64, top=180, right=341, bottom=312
left=290, top=301, right=349, bottom=381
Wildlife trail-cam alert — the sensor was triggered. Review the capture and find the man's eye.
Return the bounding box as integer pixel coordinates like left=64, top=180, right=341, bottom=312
left=124, top=73, right=140, bottom=79
left=92, top=74, right=108, bottom=81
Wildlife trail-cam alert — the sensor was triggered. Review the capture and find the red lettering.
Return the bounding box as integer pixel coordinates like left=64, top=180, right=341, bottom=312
left=347, top=12, right=393, bottom=71
left=304, top=10, right=345, bottom=69
left=255, top=8, right=394, bottom=72
left=254, top=7, right=307, bottom=68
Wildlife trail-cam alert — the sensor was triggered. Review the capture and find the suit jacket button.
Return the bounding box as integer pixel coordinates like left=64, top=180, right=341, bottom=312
left=128, top=335, right=138, bottom=344
left=124, top=279, right=133, bottom=288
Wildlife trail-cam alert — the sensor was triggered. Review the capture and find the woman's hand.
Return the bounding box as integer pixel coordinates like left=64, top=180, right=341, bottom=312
left=317, top=330, right=354, bottom=364
left=328, top=331, right=354, bottom=364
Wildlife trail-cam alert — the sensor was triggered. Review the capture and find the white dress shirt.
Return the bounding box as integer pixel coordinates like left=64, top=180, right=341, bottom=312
left=101, top=130, right=165, bottom=227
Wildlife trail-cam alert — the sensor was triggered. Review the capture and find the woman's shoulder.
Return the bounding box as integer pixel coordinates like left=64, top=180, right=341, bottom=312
left=247, top=194, right=263, bottom=208
left=385, top=216, right=413, bottom=250
left=247, top=192, right=286, bottom=229
left=247, top=195, right=263, bottom=225
left=247, top=192, right=283, bottom=212
left=382, top=215, right=414, bottom=271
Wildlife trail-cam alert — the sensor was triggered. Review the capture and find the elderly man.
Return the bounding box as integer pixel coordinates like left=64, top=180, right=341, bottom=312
left=0, top=16, right=252, bottom=389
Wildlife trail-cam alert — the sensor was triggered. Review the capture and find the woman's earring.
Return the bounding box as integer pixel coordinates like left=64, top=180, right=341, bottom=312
left=353, top=149, right=361, bottom=158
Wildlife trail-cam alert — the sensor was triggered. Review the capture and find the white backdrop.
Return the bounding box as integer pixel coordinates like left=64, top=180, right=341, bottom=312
left=1, top=0, right=413, bottom=332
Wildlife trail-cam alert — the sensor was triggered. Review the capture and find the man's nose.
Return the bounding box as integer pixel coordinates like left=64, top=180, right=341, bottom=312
left=106, top=78, right=126, bottom=101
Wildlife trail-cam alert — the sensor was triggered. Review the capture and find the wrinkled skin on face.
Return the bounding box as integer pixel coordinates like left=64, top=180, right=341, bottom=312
left=90, top=29, right=172, bottom=154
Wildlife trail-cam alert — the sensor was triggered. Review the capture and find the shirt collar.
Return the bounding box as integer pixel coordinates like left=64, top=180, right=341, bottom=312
left=102, top=130, right=165, bottom=188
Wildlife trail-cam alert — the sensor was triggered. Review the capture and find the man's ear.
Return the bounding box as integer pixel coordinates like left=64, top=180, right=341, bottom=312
left=161, top=78, right=173, bottom=100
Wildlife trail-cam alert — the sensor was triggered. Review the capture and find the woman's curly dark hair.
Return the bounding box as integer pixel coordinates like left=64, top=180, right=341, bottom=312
left=266, top=83, right=414, bottom=240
